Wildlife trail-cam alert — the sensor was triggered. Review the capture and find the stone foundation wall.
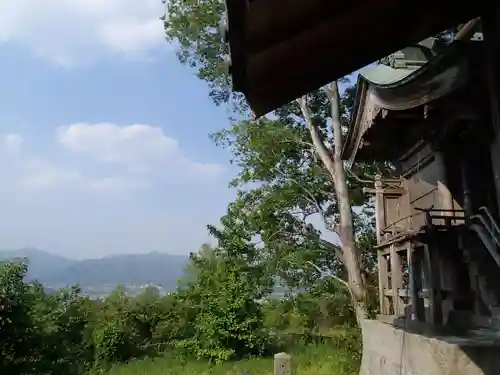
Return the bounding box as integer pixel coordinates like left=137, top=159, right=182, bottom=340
left=360, top=319, right=500, bottom=375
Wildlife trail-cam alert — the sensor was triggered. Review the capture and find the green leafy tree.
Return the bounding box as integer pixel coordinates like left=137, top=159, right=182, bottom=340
left=164, top=0, right=391, bottom=324
left=31, top=285, right=95, bottom=375
left=90, top=287, right=146, bottom=370
left=164, top=0, right=247, bottom=113
left=0, top=261, right=37, bottom=374
left=210, top=91, right=384, bottom=318
left=150, top=291, right=194, bottom=350
left=176, top=242, right=272, bottom=362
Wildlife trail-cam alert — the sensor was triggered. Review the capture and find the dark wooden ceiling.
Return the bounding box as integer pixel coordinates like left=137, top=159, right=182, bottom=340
left=225, top=0, right=482, bottom=116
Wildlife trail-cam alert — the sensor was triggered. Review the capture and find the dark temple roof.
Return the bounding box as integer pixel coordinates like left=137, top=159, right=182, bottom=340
left=341, top=39, right=485, bottom=164
left=224, top=0, right=481, bottom=117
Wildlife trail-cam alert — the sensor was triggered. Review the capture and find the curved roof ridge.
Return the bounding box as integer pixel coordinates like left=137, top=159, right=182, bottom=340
left=342, top=39, right=474, bottom=163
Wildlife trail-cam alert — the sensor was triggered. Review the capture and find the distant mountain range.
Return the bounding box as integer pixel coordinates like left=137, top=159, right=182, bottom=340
left=0, top=248, right=189, bottom=290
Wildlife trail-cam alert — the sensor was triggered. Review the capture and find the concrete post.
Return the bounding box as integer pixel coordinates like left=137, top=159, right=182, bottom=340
left=274, top=352, right=291, bottom=375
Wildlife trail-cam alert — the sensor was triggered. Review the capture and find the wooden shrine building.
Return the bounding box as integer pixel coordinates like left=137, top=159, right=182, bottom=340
left=342, top=34, right=500, bottom=330
left=224, top=1, right=500, bottom=372
left=223, top=0, right=500, bottom=333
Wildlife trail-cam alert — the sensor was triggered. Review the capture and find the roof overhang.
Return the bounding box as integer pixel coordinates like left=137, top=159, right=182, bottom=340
left=342, top=40, right=483, bottom=165
left=224, top=0, right=482, bottom=117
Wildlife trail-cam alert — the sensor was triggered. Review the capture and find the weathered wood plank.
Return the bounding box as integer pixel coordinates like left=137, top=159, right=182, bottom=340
left=378, top=251, right=390, bottom=315
left=390, top=244, right=403, bottom=316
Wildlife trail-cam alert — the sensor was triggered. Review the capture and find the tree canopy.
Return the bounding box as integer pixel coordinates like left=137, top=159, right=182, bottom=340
left=164, top=0, right=387, bottom=317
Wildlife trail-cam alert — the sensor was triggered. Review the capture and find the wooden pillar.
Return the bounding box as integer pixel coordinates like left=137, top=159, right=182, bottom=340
left=412, top=247, right=426, bottom=321
left=465, top=247, right=482, bottom=316
left=482, top=6, right=500, bottom=217
left=434, top=151, right=455, bottom=221
left=438, top=255, right=456, bottom=325
left=482, top=6, right=500, bottom=137
left=407, top=243, right=418, bottom=321
left=374, top=175, right=391, bottom=315
left=378, top=249, right=390, bottom=315
left=461, top=156, right=473, bottom=218
left=390, top=244, right=403, bottom=316
left=423, top=244, right=443, bottom=325
left=374, top=174, right=385, bottom=244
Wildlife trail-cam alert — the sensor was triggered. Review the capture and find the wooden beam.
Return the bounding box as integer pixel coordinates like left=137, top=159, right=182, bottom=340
left=412, top=247, right=427, bottom=322
left=241, top=0, right=482, bottom=116
left=482, top=5, right=500, bottom=137
left=383, top=288, right=410, bottom=298
left=246, top=0, right=361, bottom=52
left=374, top=230, right=421, bottom=250
left=378, top=251, right=390, bottom=315
left=374, top=176, right=385, bottom=244
left=423, top=244, right=443, bottom=325
left=407, top=243, right=418, bottom=321
left=390, top=244, right=403, bottom=316
left=363, top=188, right=405, bottom=195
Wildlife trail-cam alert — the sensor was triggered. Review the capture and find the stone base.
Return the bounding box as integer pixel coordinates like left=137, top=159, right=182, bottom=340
left=360, top=319, right=500, bottom=375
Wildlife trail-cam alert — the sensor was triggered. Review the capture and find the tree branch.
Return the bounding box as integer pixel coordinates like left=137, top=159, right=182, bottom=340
left=347, top=168, right=374, bottom=185
left=322, top=82, right=343, bottom=158
left=296, top=96, right=337, bottom=179
left=258, top=211, right=343, bottom=260
left=323, top=82, right=368, bottom=321
left=319, top=239, right=343, bottom=262
left=271, top=166, right=331, bottom=227
left=306, top=261, right=349, bottom=289
left=277, top=138, right=315, bottom=149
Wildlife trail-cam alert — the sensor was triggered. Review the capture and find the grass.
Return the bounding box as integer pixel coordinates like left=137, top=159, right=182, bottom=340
left=107, top=343, right=359, bottom=375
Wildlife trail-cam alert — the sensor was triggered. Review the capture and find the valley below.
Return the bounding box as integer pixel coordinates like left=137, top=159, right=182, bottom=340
left=0, top=248, right=189, bottom=298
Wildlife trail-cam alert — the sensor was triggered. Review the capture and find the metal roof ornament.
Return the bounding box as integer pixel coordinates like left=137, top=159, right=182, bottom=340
left=380, top=37, right=438, bottom=70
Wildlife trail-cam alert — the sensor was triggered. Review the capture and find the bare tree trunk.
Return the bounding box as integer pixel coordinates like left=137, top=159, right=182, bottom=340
left=297, top=82, right=368, bottom=324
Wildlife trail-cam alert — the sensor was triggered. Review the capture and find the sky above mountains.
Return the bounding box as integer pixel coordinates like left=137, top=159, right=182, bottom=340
left=0, top=0, right=239, bottom=259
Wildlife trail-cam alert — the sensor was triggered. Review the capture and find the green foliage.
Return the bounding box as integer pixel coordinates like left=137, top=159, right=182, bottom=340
left=165, top=0, right=386, bottom=290
left=0, top=1, right=391, bottom=373
left=209, top=87, right=384, bottom=295
left=0, top=262, right=94, bottom=374
left=0, top=261, right=37, bottom=374
left=0, top=246, right=364, bottom=373
left=164, top=0, right=247, bottom=113
left=32, top=285, right=95, bottom=375
left=262, top=287, right=356, bottom=335
left=108, top=342, right=359, bottom=375
left=174, top=244, right=273, bottom=362
left=165, top=0, right=385, bottom=328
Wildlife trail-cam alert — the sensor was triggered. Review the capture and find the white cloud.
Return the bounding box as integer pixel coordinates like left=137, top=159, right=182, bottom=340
left=0, top=0, right=166, bottom=65
left=57, top=123, right=178, bottom=165
left=188, top=161, right=225, bottom=182
left=9, top=123, right=223, bottom=194
left=17, top=158, right=148, bottom=194
left=56, top=122, right=224, bottom=180
left=2, top=133, right=23, bottom=153
left=18, top=158, right=81, bottom=189
left=86, top=176, right=148, bottom=193
left=0, top=129, right=229, bottom=258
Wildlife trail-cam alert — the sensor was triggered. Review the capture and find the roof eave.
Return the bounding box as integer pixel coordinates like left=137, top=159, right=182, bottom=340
left=224, top=0, right=482, bottom=117
left=341, top=40, right=473, bottom=164
left=341, top=76, right=369, bottom=164
left=224, top=0, right=247, bottom=92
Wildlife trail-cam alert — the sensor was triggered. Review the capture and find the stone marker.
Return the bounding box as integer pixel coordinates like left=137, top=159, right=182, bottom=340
left=274, top=352, right=291, bottom=375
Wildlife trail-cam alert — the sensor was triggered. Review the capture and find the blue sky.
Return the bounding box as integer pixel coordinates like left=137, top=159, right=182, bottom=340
left=0, top=0, right=348, bottom=260
left=0, top=0, right=240, bottom=259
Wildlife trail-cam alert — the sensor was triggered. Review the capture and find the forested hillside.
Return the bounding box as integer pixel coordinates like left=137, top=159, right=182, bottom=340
left=0, top=70, right=376, bottom=374
left=0, top=249, right=188, bottom=289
